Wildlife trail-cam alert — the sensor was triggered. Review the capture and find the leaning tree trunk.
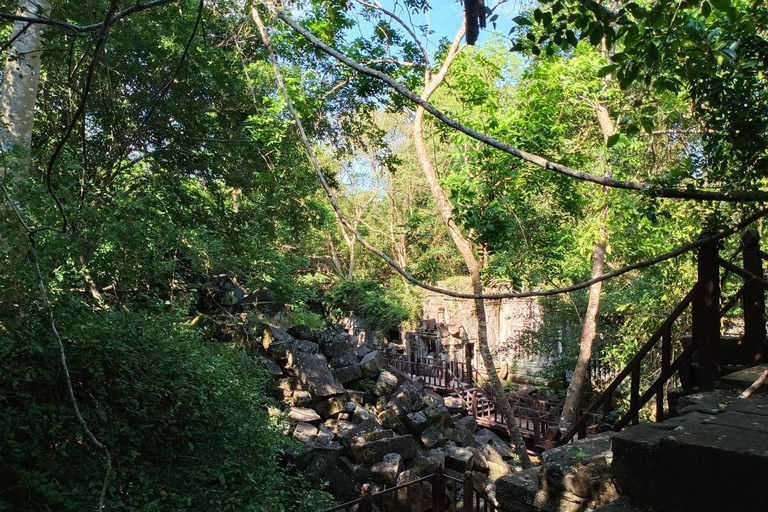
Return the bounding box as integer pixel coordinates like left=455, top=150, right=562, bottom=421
left=412, top=24, right=533, bottom=469
left=0, top=0, right=51, bottom=175
left=559, top=213, right=607, bottom=432
left=559, top=101, right=614, bottom=433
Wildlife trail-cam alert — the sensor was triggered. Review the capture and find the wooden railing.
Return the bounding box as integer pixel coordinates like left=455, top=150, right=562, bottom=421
left=323, top=467, right=496, bottom=512
left=386, top=352, right=562, bottom=447
left=559, top=229, right=768, bottom=445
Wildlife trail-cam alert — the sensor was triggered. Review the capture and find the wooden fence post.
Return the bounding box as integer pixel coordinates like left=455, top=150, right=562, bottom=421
left=693, top=231, right=721, bottom=391
left=463, top=471, right=473, bottom=512
left=466, top=342, right=474, bottom=387
left=742, top=229, right=766, bottom=365
left=432, top=466, right=444, bottom=512
left=359, top=483, right=373, bottom=512
left=630, top=363, right=640, bottom=426
left=444, top=360, right=450, bottom=389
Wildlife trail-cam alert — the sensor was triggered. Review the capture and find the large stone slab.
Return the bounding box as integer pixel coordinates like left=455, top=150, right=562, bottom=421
left=288, top=407, right=321, bottom=424
left=332, top=363, right=363, bottom=384
left=475, top=428, right=514, bottom=465
left=287, top=350, right=345, bottom=400
left=348, top=434, right=419, bottom=465
left=330, top=350, right=359, bottom=369
left=322, top=331, right=355, bottom=358
left=340, top=418, right=384, bottom=446
left=720, top=364, right=768, bottom=392
left=370, top=453, right=403, bottom=485
left=611, top=392, right=768, bottom=512
left=494, top=466, right=593, bottom=512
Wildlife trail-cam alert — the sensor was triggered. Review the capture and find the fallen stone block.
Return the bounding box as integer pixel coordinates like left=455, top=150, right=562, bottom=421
left=332, top=363, right=363, bottom=384
left=348, top=434, right=418, bottom=465
left=263, top=359, right=284, bottom=379
left=293, top=339, right=320, bottom=354
left=378, top=409, right=408, bottom=435
left=370, top=453, right=403, bottom=485
left=330, top=350, right=360, bottom=369
left=420, top=425, right=448, bottom=449
left=540, top=432, right=615, bottom=500
left=339, top=456, right=372, bottom=484
left=287, top=350, right=345, bottom=400
left=323, top=332, right=354, bottom=358
left=288, top=407, right=321, bottom=424
left=360, top=350, right=385, bottom=378
left=293, top=422, right=318, bottom=444
left=374, top=370, right=399, bottom=397
left=340, top=418, right=384, bottom=446
left=353, top=403, right=378, bottom=424
left=445, top=446, right=474, bottom=472
left=405, top=410, right=430, bottom=436
left=292, top=390, right=312, bottom=408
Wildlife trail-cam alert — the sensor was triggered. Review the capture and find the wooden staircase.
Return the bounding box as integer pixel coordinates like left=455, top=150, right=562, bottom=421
left=558, top=229, right=768, bottom=446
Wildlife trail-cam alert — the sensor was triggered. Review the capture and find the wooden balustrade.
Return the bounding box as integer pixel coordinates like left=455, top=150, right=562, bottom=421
left=324, top=466, right=497, bottom=512
left=560, top=230, right=768, bottom=445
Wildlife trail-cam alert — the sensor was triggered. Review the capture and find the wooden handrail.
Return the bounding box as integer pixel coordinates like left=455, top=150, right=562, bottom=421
left=720, top=283, right=747, bottom=317
left=323, top=469, right=497, bottom=512
left=612, top=341, right=698, bottom=431
left=559, top=284, right=698, bottom=445
left=718, top=257, right=768, bottom=290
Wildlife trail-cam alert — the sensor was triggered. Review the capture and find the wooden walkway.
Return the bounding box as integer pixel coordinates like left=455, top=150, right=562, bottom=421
left=384, top=353, right=562, bottom=450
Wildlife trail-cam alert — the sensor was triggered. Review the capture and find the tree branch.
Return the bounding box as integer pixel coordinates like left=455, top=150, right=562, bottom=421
left=253, top=5, right=768, bottom=301
left=275, top=9, right=768, bottom=203
left=352, top=0, right=430, bottom=67
left=0, top=0, right=178, bottom=35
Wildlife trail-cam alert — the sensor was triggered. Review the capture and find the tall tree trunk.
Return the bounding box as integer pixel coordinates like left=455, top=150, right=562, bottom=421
left=558, top=211, right=607, bottom=431
left=412, top=25, right=533, bottom=468
left=559, top=103, right=615, bottom=432
left=347, top=234, right=356, bottom=280
left=0, top=0, right=51, bottom=175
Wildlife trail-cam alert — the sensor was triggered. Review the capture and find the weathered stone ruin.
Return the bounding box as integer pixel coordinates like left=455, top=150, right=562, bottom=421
left=261, top=324, right=518, bottom=507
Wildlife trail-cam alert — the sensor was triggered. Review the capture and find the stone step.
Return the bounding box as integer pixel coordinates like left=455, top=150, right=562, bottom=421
left=611, top=390, right=768, bottom=512
left=592, top=498, right=648, bottom=511
left=493, top=433, right=618, bottom=512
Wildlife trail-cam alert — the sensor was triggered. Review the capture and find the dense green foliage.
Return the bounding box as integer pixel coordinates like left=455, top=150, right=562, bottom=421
left=1, top=310, right=331, bottom=511
left=324, top=279, right=409, bottom=334
left=512, top=0, right=768, bottom=188
left=2, top=0, right=768, bottom=507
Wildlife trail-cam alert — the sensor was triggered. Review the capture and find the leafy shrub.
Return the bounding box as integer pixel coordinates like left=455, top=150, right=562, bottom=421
left=0, top=309, right=332, bottom=512
left=323, top=279, right=408, bottom=334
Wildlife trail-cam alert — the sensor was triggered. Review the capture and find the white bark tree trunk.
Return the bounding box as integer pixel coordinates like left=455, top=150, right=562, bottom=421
left=1, top=0, right=51, bottom=177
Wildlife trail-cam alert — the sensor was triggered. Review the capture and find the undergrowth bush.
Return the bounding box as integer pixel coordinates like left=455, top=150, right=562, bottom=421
left=323, top=279, right=408, bottom=334
left=0, top=308, right=332, bottom=512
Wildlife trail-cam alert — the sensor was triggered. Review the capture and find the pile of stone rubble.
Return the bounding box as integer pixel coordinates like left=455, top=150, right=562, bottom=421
left=261, top=324, right=518, bottom=505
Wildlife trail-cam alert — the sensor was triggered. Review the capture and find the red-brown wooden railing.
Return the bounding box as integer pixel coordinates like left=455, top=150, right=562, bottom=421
left=385, top=352, right=562, bottom=448
left=559, top=229, right=768, bottom=445
left=323, top=467, right=497, bottom=512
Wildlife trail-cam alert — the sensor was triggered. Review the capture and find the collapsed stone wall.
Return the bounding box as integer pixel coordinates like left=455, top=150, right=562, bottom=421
left=261, top=324, right=519, bottom=507
left=418, top=278, right=550, bottom=384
